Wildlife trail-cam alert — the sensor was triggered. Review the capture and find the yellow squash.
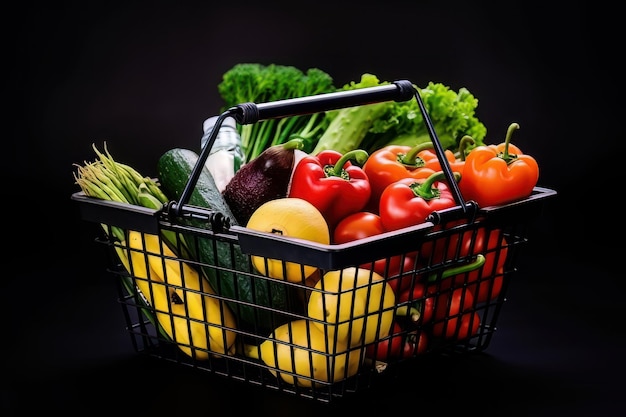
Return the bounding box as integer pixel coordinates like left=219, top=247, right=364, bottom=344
left=125, top=231, right=238, bottom=359
left=244, top=319, right=363, bottom=388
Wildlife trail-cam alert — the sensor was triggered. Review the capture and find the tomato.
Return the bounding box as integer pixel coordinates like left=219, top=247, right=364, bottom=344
left=333, top=211, right=384, bottom=242
left=333, top=211, right=418, bottom=279
left=431, top=288, right=480, bottom=340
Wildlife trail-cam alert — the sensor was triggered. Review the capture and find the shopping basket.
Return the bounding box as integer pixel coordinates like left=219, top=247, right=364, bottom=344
left=72, top=80, right=557, bottom=403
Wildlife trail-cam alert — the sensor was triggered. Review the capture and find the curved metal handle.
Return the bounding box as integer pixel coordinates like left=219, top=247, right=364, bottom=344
left=173, top=78, right=470, bottom=219
left=232, top=80, right=416, bottom=124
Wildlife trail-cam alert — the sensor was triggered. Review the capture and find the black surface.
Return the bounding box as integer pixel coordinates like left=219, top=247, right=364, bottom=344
left=5, top=1, right=624, bottom=416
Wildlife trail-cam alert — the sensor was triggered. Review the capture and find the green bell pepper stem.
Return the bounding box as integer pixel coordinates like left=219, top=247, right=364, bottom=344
left=330, top=149, right=369, bottom=176
left=427, top=254, right=486, bottom=283
left=499, top=122, right=520, bottom=164
left=457, top=135, right=475, bottom=161
left=401, top=142, right=434, bottom=166
left=410, top=171, right=462, bottom=200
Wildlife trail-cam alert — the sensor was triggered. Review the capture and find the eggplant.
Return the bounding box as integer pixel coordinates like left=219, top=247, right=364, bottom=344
left=222, top=139, right=306, bottom=225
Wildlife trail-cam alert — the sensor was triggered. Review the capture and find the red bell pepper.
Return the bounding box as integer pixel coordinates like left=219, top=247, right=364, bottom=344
left=397, top=255, right=486, bottom=325
left=384, top=258, right=421, bottom=295
left=288, top=149, right=371, bottom=230
left=421, top=225, right=509, bottom=303
left=379, top=171, right=460, bottom=232
left=364, top=321, right=428, bottom=362
left=431, top=288, right=480, bottom=340
left=398, top=282, right=434, bottom=325
left=459, top=122, right=539, bottom=207
left=362, top=143, right=438, bottom=213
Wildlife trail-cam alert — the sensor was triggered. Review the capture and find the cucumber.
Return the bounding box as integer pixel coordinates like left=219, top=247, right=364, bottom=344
left=157, top=147, right=238, bottom=224
left=157, top=148, right=303, bottom=332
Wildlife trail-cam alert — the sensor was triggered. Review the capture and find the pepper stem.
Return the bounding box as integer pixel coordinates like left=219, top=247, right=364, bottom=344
left=427, top=254, right=486, bottom=283
left=401, top=142, right=433, bottom=166
left=499, top=122, right=520, bottom=164
left=457, top=135, right=475, bottom=161
left=410, top=171, right=461, bottom=200
left=331, top=149, right=369, bottom=176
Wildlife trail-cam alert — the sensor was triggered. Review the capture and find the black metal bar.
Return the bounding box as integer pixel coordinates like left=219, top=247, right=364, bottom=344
left=232, top=80, right=416, bottom=125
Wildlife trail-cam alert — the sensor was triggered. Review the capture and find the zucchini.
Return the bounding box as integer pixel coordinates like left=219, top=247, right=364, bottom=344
left=157, top=148, right=303, bottom=332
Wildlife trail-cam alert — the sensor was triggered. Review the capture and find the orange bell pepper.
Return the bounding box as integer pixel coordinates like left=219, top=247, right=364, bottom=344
left=459, top=122, right=539, bottom=207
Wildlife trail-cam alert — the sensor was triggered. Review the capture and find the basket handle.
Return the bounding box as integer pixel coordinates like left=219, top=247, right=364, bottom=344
left=171, top=80, right=473, bottom=219
left=233, top=79, right=416, bottom=124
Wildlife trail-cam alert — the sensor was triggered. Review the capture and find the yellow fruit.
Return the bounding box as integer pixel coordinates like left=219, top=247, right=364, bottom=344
left=246, top=198, right=330, bottom=282
left=244, top=319, right=363, bottom=388
left=308, top=267, right=395, bottom=347
left=126, top=231, right=238, bottom=359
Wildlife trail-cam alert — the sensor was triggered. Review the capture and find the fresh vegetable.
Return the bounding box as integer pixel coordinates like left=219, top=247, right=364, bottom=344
left=384, top=257, right=421, bottom=295
left=217, top=63, right=336, bottom=160
left=452, top=134, right=477, bottom=173
left=288, top=149, right=371, bottom=231
left=311, top=75, right=487, bottom=156
left=364, top=321, right=427, bottom=362
left=157, top=147, right=238, bottom=225
left=307, top=267, right=395, bottom=347
left=242, top=319, right=363, bottom=387
left=414, top=147, right=464, bottom=174
left=431, top=288, right=480, bottom=340
left=422, top=226, right=509, bottom=303
left=362, top=143, right=438, bottom=213
left=245, top=197, right=330, bottom=282
left=74, top=143, right=238, bottom=358
left=310, top=74, right=393, bottom=155
left=157, top=148, right=302, bottom=332
left=379, top=171, right=461, bottom=232
left=332, top=211, right=418, bottom=280
left=397, top=256, right=485, bottom=326
left=127, top=231, right=238, bottom=358
left=398, top=283, right=435, bottom=325
left=333, top=211, right=384, bottom=244
left=459, top=122, right=539, bottom=207
left=74, top=143, right=173, bottom=338
left=223, top=138, right=307, bottom=225
left=362, top=81, right=487, bottom=154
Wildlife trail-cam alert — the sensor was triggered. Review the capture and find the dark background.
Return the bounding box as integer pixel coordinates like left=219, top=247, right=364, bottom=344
left=4, top=1, right=624, bottom=416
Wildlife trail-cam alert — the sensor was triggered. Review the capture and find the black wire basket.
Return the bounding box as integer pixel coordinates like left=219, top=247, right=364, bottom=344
left=72, top=81, right=556, bottom=403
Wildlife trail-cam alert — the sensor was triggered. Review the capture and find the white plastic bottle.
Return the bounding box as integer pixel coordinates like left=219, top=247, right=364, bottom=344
left=200, top=115, right=245, bottom=192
